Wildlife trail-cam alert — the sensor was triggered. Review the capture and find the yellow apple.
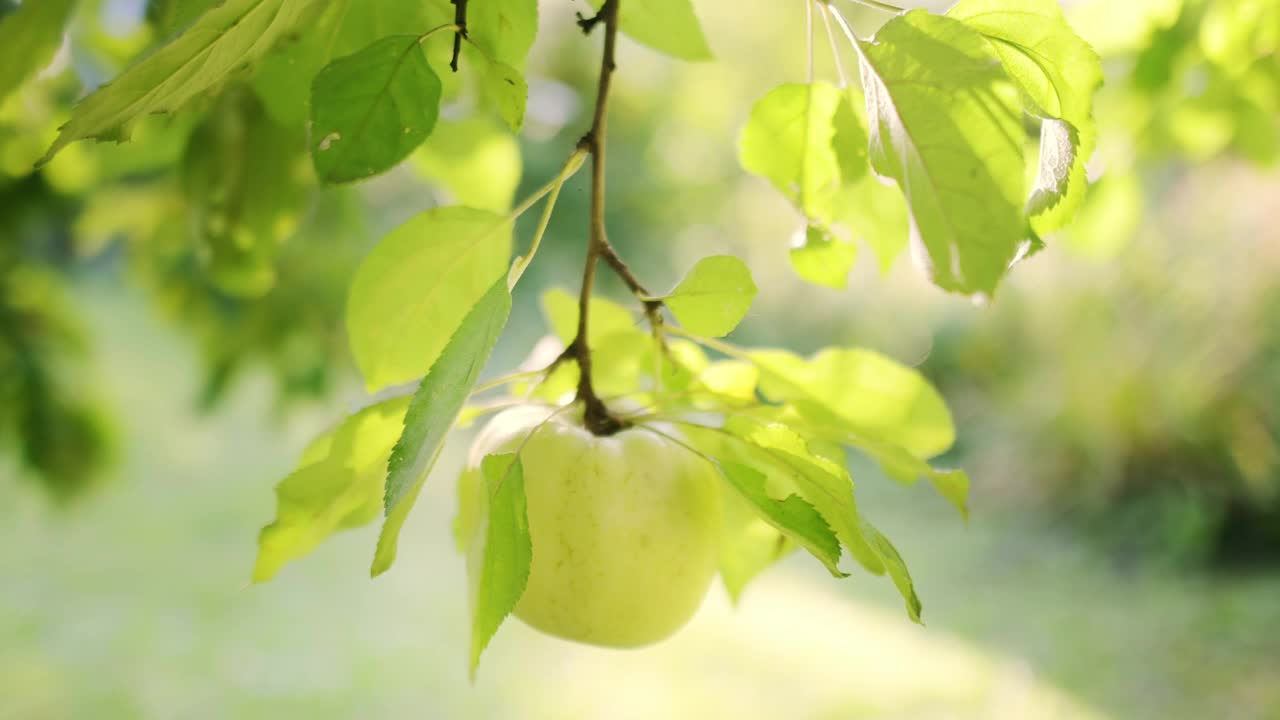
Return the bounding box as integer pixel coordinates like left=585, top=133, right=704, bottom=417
left=457, top=404, right=723, bottom=648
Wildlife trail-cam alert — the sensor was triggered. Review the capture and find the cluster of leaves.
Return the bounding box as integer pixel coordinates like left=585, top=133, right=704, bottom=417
left=741, top=0, right=1102, bottom=296
left=2, top=0, right=1100, bottom=670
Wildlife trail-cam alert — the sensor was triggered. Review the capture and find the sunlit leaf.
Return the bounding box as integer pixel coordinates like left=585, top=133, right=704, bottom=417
left=857, top=11, right=1026, bottom=294
left=347, top=206, right=511, bottom=391
left=469, top=452, right=532, bottom=676
left=789, top=224, right=857, bottom=290
left=0, top=0, right=74, bottom=105
left=662, top=255, right=758, bottom=338
left=373, top=276, right=512, bottom=576
left=717, top=460, right=844, bottom=581
left=751, top=348, right=955, bottom=459
left=590, top=0, right=712, bottom=61
left=739, top=83, right=846, bottom=223
left=40, top=0, right=322, bottom=164
left=717, top=487, right=793, bottom=603
left=253, top=397, right=410, bottom=582
left=412, top=117, right=522, bottom=213
left=481, top=58, right=527, bottom=133
left=469, top=0, right=537, bottom=68
left=948, top=0, right=1103, bottom=233
left=310, top=35, right=443, bottom=183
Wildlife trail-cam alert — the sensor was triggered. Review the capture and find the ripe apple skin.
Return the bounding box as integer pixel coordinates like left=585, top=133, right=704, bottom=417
left=459, top=405, right=722, bottom=648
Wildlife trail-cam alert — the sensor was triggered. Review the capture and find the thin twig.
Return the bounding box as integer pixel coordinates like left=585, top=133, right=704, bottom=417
left=449, top=0, right=469, bottom=72
left=818, top=2, right=849, bottom=88
left=569, top=0, right=625, bottom=436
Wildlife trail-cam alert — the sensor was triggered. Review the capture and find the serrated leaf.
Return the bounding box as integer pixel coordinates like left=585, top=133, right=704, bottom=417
left=347, top=206, right=512, bottom=391
left=252, top=397, right=410, bottom=582
left=857, top=11, right=1026, bottom=294
left=751, top=348, right=955, bottom=459
left=834, top=172, right=911, bottom=273
left=40, top=0, right=322, bottom=164
left=412, top=117, right=522, bottom=212
left=589, top=0, right=712, bottom=60
left=469, top=452, right=531, bottom=676
left=859, top=517, right=922, bottom=622
left=790, top=224, right=858, bottom=290
left=0, top=0, right=74, bottom=105
left=310, top=35, right=442, bottom=183
left=662, top=255, right=757, bottom=338
left=947, top=0, right=1103, bottom=233
left=372, top=276, right=511, bottom=576
left=469, top=0, right=537, bottom=68
left=739, top=83, right=847, bottom=223
left=718, top=460, right=844, bottom=581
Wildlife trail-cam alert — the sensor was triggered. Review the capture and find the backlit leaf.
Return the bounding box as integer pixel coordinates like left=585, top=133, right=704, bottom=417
left=789, top=224, right=858, bottom=290
left=751, top=348, right=955, bottom=459
left=0, top=0, right=74, bottom=105
left=412, top=117, right=522, bottom=213
left=857, top=11, right=1026, bottom=294
left=373, top=277, right=512, bottom=576
left=253, top=397, right=410, bottom=582
left=663, top=255, right=758, bottom=338
left=40, top=0, right=322, bottom=164
left=347, top=206, right=511, bottom=391
left=948, top=0, right=1103, bottom=233
left=469, top=0, right=537, bottom=68
left=590, top=0, right=712, bottom=61
left=468, top=453, right=531, bottom=676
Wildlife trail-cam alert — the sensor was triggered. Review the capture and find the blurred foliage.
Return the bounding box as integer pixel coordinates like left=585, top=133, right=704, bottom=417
left=927, top=166, right=1280, bottom=565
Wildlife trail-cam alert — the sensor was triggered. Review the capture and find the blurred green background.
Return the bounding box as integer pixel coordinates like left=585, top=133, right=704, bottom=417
left=3, top=0, right=1279, bottom=718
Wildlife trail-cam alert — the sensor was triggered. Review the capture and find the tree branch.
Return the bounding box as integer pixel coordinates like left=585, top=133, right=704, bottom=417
left=570, top=0, right=624, bottom=436
left=449, top=0, right=469, bottom=72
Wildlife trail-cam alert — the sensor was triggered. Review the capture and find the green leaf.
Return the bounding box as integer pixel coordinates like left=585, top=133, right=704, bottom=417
left=251, top=0, right=453, bottom=127
left=0, top=0, right=74, bottom=105
left=717, top=488, right=793, bottom=603
left=40, top=0, right=322, bottom=164
left=662, top=255, right=758, bottom=338
left=834, top=172, right=910, bottom=273
left=310, top=35, right=442, bottom=183
left=789, top=224, right=858, bottom=290
left=541, top=287, right=642, bottom=346
left=739, top=83, right=847, bottom=223
left=718, top=460, right=845, bottom=582
left=253, top=397, right=411, bottom=582
left=696, top=361, right=759, bottom=405
left=181, top=90, right=311, bottom=297
left=859, top=517, right=922, bottom=623
left=590, top=0, right=712, bottom=61
left=857, top=11, right=1026, bottom=294
left=411, top=117, right=522, bottom=213
left=147, top=0, right=222, bottom=34
left=751, top=348, right=955, bottom=459
left=469, top=0, right=537, bottom=68
left=480, top=57, right=527, bottom=132
left=468, top=452, right=532, bottom=676
left=372, top=276, right=512, bottom=576
left=947, top=0, right=1103, bottom=233
left=347, top=206, right=512, bottom=391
